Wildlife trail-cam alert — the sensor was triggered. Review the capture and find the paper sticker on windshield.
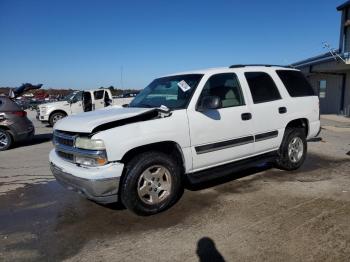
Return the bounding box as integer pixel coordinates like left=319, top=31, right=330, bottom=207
left=177, top=80, right=191, bottom=92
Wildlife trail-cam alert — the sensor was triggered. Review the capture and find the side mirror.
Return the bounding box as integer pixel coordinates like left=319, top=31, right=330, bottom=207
left=198, top=96, right=221, bottom=111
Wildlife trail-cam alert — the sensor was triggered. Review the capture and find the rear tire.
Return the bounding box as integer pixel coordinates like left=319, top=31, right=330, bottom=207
left=275, top=128, right=307, bottom=171
left=0, top=129, right=13, bottom=151
left=121, top=151, right=183, bottom=216
left=49, top=112, right=66, bottom=127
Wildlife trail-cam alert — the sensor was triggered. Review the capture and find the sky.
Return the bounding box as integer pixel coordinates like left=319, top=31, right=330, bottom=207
left=0, top=0, right=345, bottom=89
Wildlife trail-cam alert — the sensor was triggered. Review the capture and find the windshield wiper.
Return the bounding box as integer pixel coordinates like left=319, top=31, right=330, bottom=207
left=136, top=103, right=155, bottom=108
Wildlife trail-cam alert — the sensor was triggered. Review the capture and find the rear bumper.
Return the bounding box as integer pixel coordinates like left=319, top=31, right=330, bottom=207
left=13, top=126, right=35, bottom=142
left=49, top=149, right=124, bottom=204
left=308, top=120, right=321, bottom=139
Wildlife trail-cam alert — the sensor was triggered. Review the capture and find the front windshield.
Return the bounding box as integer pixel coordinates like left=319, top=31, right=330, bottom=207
left=129, top=74, right=203, bottom=110
left=61, top=91, right=82, bottom=102
left=61, top=92, right=77, bottom=101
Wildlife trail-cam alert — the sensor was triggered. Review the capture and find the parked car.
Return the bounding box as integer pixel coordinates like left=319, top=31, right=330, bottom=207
left=49, top=65, right=320, bottom=215
left=0, top=96, right=35, bottom=151
left=37, top=89, right=133, bottom=126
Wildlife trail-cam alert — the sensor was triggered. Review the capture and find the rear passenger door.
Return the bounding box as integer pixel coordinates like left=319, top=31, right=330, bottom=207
left=187, top=73, right=254, bottom=171
left=93, top=90, right=105, bottom=110
left=244, top=72, right=285, bottom=154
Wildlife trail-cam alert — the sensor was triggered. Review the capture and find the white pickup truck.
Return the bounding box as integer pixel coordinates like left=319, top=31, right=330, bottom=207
left=37, top=89, right=132, bottom=126
left=49, top=65, right=321, bottom=215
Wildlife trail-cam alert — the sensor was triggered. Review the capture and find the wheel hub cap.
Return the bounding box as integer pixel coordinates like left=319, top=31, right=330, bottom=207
left=137, top=165, right=172, bottom=204
left=288, top=137, right=303, bottom=163
left=53, top=115, right=63, bottom=123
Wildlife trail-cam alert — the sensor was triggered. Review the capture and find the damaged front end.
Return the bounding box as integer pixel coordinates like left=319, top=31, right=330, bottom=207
left=91, top=106, right=172, bottom=133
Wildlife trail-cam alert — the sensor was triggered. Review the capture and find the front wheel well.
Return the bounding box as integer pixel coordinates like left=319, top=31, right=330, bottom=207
left=120, top=141, right=186, bottom=174
left=49, top=110, right=67, bottom=119
left=285, top=118, right=309, bottom=136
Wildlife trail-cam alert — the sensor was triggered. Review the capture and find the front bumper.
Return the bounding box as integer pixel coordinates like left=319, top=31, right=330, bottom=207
left=49, top=149, right=124, bottom=204
left=38, top=114, right=49, bottom=122
left=308, top=120, right=321, bottom=139
left=14, top=125, right=35, bottom=142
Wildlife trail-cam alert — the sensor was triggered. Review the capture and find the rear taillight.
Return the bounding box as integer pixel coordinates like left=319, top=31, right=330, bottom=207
left=9, top=111, right=27, bottom=117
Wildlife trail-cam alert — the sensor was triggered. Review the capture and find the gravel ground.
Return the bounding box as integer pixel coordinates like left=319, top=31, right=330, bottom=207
left=0, top=111, right=349, bottom=261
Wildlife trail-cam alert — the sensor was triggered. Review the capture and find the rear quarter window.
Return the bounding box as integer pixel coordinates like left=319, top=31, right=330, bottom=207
left=276, top=70, right=315, bottom=97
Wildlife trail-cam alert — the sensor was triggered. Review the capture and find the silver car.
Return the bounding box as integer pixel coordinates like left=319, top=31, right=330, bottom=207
left=0, top=96, right=35, bottom=151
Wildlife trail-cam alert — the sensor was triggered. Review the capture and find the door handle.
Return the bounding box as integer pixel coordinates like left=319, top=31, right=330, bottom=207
left=241, top=113, right=252, bottom=121
left=279, top=107, right=287, bottom=114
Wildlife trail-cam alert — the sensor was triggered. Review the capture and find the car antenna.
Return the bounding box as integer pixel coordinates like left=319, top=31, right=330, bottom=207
left=323, top=42, right=346, bottom=63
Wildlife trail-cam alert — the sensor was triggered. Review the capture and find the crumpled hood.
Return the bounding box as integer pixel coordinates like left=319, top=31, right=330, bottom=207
left=54, top=107, right=156, bottom=133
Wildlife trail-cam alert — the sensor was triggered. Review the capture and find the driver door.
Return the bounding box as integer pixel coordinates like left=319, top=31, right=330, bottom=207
left=187, top=73, right=254, bottom=171
left=70, top=91, right=83, bottom=114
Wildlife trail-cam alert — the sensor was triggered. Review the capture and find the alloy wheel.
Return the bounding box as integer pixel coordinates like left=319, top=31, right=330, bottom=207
left=288, top=137, right=304, bottom=163
left=137, top=165, right=172, bottom=204
left=0, top=130, right=9, bottom=149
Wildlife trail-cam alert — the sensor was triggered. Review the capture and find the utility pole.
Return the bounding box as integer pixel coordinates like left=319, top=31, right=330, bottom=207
left=120, top=66, right=124, bottom=89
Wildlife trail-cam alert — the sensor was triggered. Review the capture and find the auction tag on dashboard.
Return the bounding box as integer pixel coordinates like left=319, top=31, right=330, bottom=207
left=177, top=80, right=191, bottom=92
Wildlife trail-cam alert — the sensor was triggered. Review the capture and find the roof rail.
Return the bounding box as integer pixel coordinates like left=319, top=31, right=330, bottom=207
left=229, top=64, right=292, bottom=68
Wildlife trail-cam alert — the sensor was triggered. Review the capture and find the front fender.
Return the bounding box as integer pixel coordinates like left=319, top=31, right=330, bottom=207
left=92, top=110, right=192, bottom=171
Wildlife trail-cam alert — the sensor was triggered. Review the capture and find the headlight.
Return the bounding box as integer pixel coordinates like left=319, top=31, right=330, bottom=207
left=40, top=106, right=47, bottom=114
left=75, top=137, right=106, bottom=150
left=75, top=155, right=107, bottom=166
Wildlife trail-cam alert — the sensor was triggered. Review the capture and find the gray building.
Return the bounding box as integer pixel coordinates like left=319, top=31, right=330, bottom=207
left=293, top=1, right=350, bottom=115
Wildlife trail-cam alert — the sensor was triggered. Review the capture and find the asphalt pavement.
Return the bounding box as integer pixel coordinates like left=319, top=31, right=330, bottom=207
left=0, top=111, right=349, bottom=261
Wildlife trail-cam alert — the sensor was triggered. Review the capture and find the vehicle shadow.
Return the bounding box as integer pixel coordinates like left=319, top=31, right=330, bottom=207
left=186, top=164, right=272, bottom=191
left=13, top=133, right=53, bottom=148
left=185, top=152, right=350, bottom=192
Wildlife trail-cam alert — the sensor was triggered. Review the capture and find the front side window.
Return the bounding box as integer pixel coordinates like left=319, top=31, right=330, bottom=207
left=319, top=80, right=327, bottom=98
left=245, top=72, right=281, bottom=104
left=129, top=74, right=203, bottom=110
left=276, top=70, right=315, bottom=97
left=71, top=91, right=83, bottom=103
left=198, top=73, right=245, bottom=108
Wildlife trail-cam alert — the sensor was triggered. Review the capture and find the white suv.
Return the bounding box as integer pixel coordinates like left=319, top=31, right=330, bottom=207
left=49, top=65, right=321, bottom=215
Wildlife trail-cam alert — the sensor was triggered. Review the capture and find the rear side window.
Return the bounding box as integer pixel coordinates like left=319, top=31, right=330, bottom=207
left=0, top=98, right=3, bottom=108
left=276, top=70, right=315, bottom=97
left=245, top=72, right=281, bottom=104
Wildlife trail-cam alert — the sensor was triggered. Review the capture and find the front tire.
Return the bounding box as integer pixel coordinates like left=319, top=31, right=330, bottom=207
left=121, top=151, right=183, bottom=216
left=275, top=128, right=307, bottom=171
left=0, top=129, right=13, bottom=151
left=49, top=112, right=66, bottom=127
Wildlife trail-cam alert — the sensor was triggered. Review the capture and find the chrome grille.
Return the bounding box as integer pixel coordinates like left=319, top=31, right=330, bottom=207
left=55, top=136, right=74, bottom=147
left=53, top=130, right=107, bottom=165
left=54, top=131, right=76, bottom=162
left=54, top=131, right=75, bottom=147
left=57, top=151, right=74, bottom=161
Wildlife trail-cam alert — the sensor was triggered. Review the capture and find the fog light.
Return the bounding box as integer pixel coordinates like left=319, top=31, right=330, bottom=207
left=75, top=156, right=107, bottom=166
